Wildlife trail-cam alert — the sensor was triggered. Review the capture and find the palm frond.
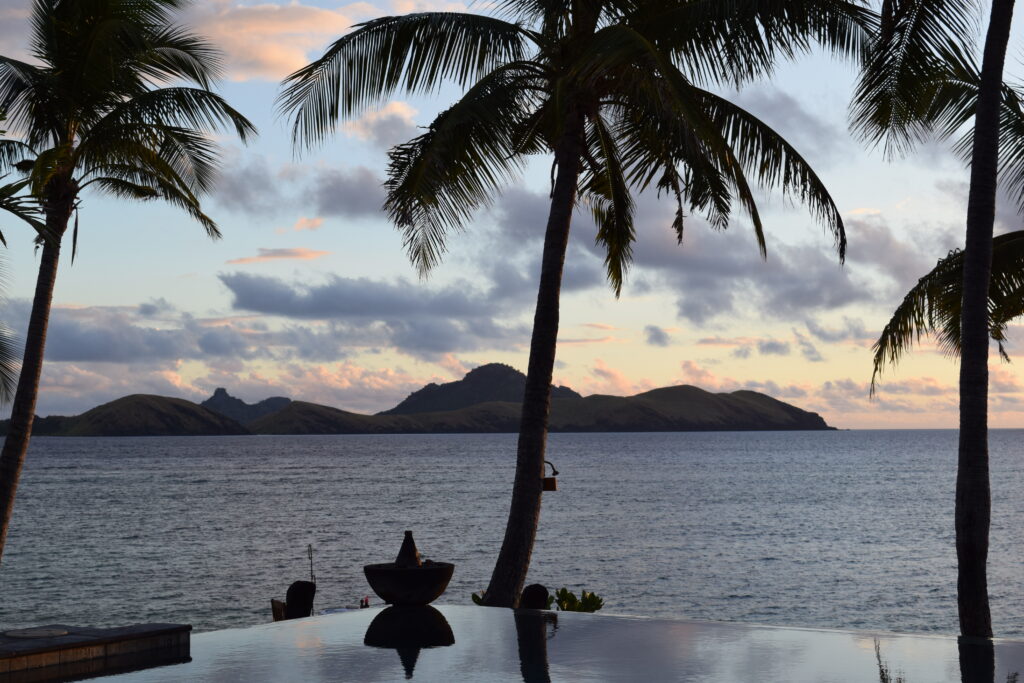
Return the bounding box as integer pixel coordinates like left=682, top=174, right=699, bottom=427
left=582, top=112, right=634, bottom=295
left=0, top=57, right=47, bottom=144
left=86, top=86, right=256, bottom=144
left=607, top=56, right=766, bottom=254
left=138, top=23, right=224, bottom=87
left=850, top=0, right=978, bottom=157
left=634, top=0, right=876, bottom=87
left=989, top=84, right=1024, bottom=214
left=384, top=64, right=536, bottom=274
left=0, top=176, right=45, bottom=239
left=278, top=12, right=529, bottom=149
left=0, top=247, right=18, bottom=402
left=697, top=89, right=846, bottom=260
left=84, top=150, right=220, bottom=237
left=871, top=230, right=1024, bottom=392
left=0, top=140, right=37, bottom=175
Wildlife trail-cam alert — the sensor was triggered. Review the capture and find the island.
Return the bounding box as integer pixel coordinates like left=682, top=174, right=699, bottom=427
left=0, top=363, right=834, bottom=436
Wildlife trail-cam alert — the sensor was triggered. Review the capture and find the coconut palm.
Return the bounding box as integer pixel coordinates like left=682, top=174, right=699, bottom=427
left=852, top=0, right=1016, bottom=637
left=0, top=0, right=256, bottom=564
left=280, top=0, right=874, bottom=606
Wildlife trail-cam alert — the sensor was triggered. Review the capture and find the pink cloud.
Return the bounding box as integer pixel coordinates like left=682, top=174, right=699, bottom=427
left=679, top=360, right=726, bottom=389
left=557, top=336, right=619, bottom=345
left=991, top=366, right=1023, bottom=393
left=343, top=101, right=418, bottom=147
left=186, top=1, right=379, bottom=81
left=436, top=354, right=470, bottom=378
left=289, top=216, right=325, bottom=232
left=579, top=359, right=654, bottom=396
left=696, top=336, right=757, bottom=347
left=226, top=248, right=330, bottom=265
left=278, top=361, right=438, bottom=412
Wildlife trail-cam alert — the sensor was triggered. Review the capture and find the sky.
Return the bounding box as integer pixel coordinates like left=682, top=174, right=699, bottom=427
left=1, top=0, right=1024, bottom=429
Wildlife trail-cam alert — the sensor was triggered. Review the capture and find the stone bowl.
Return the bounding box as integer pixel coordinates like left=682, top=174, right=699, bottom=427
left=363, top=562, right=455, bottom=606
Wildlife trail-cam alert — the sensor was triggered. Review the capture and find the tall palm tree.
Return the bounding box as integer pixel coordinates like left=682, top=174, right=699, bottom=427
left=0, top=0, right=256, bottom=564
left=852, top=0, right=1016, bottom=637
left=280, top=0, right=873, bottom=606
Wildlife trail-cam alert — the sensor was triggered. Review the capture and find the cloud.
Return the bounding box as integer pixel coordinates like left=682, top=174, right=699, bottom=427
left=644, top=325, right=671, bottom=347
left=843, top=215, right=957, bottom=295
left=679, top=360, right=720, bottom=388
left=287, top=217, right=325, bottom=232
left=138, top=298, right=175, bottom=318
left=36, top=361, right=206, bottom=416
left=805, top=317, right=870, bottom=344
left=731, top=87, right=846, bottom=164
left=0, top=5, right=30, bottom=57
left=225, top=248, right=330, bottom=265
left=212, top=153, right=384, bottom=223
left=794, top=330, right=824, bottom=362
left=210, top=152, right=289, bottom=216
left=436, top=354, right=470, bottom=378
left=617, top=196, right=868, bottom=324
left=580, top=359, right=653, bottom=396
left=343, top=101, right=419, bottom=148
left=185, top=1, right=377, bottom=81
left=757, top=339, right=790, bottom=356
left=265, top=361, right=434, bottom=414
left=217, top=272, right=528, bottom=358
left=310, top=166, right=385, bottom=219
left=991, top=367, right=1023, bottom=394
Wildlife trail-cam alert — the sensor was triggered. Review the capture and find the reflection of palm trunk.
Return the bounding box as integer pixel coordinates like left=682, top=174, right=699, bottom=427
left=514, top=612, right=554, bottom=683
left=957, top=0, right=1015, bottom=639
left=958, top=636, right=995, bottom=683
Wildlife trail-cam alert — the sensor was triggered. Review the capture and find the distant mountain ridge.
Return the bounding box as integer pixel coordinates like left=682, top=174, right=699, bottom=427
left=201, top=388, right=291, bottom=425
left=10, top=395, right=248, bottom=437
left=381, top=363, right=581, bottom=415
left=2, top=363, right=834, bottom=436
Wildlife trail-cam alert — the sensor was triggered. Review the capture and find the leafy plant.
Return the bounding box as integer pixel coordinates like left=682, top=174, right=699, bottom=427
left=552, top=588, right=603, bottom=613
left=471, top=586, right=603, bottom=612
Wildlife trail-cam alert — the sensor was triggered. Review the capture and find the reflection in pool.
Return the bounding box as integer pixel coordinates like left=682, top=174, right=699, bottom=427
left=90, top=605, right=1024, bottom=682
left=363, top=606, right=455, bottom=678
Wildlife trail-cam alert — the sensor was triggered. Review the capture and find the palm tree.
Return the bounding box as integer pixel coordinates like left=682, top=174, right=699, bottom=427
left=0, top=0, right=256, bottom=564
left=280, top=0, right=873, bottom=606
left=852, top=0, right=1016, bottom=637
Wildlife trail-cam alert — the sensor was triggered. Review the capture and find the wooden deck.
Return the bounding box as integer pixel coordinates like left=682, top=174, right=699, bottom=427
left=0, top=623, right=189, bottom=682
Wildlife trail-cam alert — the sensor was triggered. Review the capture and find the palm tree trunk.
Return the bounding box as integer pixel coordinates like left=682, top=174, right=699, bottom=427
left=957, top=0, right=1015, bottom=639
left=483, top=114, right=584, bottom=607
left=0, top=205, right=68, bottom=565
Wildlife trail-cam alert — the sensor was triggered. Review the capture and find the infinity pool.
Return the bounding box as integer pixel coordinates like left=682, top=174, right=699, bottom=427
left=84, top=605, right=1024, bottom=682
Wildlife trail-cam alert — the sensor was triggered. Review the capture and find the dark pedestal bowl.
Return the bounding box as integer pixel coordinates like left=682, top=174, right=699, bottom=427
left=363, top=562, right=455, bottom=606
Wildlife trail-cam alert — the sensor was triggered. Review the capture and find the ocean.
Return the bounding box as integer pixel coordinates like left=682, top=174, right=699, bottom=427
left=0, top=430, right=1021, bottom=636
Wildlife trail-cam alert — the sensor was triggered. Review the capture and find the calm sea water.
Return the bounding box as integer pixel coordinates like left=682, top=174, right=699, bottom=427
left=0, top=430, right=1021, bottom=636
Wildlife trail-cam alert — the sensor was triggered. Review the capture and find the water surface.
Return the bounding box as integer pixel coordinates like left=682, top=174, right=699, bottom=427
left=1, top=430, right=1021, bottom=635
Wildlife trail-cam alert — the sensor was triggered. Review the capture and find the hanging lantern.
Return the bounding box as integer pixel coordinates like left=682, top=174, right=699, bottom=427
left=542, top=460, right=559, bottom=491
